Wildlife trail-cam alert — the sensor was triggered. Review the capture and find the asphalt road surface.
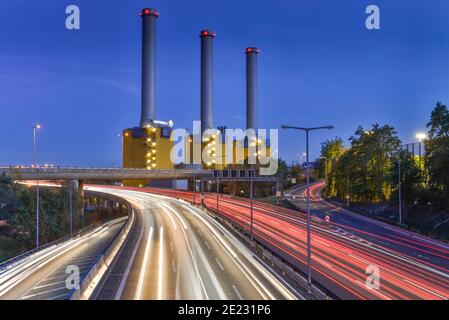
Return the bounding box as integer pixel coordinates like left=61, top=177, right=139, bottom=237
left=122, top=185, right=449, bottom=300
left=0, top=217, right=126, bottom=300
left=88, top=186, right=297, bottom=300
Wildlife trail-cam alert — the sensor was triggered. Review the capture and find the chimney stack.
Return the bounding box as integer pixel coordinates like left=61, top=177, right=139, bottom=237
left=140, top=8, right=159, bottom=127
left=200, top=30, right=216, bottom=135
left=246, top=47, right=259, bottom=131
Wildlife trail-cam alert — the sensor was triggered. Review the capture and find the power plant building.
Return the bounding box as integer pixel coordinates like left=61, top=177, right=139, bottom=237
left=122, top=8, right=270, bottom=186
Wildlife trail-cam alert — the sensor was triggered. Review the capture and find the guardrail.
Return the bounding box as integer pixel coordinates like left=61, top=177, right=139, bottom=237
left=204, top=207, right=335, bottom=300
left=70, top=207, right=134, bottom=300
left=0, top=223, right=101, bottom=275
left=1, top=190, right=133, bottom=301
left=0, top=166, right=214, bottom=181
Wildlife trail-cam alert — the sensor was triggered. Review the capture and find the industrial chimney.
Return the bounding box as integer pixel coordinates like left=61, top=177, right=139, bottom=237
left=200, top=30, right=216, bottom=135
left=246, top=47, right=259, bottom=131
left=140, top=8, right=159, bottom=128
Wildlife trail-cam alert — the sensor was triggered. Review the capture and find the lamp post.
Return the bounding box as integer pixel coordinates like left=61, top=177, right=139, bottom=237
left=69, top=180, right=73, bottom=235
left=415, top=132, right=427, bottom=169
left=32, top=124, right=41, bottom=249
left=397, top=155, right=402, bottom=225
left=281, top=125, right=334, bottom=288
left=249, top=169, right=254, bottom=241
left=118, top=133, right=124, bottom=167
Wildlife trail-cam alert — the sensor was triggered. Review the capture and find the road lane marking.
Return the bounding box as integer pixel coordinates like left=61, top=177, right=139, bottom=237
left=34, top=280, right=67, bottom=289
left=215, top=258, right=225, bottom=271
left=22, top=286, right=68, bottom=299
left=45, top=293, right=70, bottom=300
left=403, top=279, right=448, bottom=300
left=232, top=285, right=244, bottom=300
left=172, top=259, right=176, bottom=273
left=157, top=227, right=164, bottom=300
left=135, top=227, right=154, bottom=300
left=204, top=241, right=211, bottom=250
left=114, top=216, right=145, bottom=300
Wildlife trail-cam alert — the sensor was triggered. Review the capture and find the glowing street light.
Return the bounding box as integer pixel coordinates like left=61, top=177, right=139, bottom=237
left=32, top=124, right=41, bottom=249
left=281, top=124, right=334, bottom=289
left=416, top=132, right=427, bottom=142
left=415, top=132, right=427, bottom=164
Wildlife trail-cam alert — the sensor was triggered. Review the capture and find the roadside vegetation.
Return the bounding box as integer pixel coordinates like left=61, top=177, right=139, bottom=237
left=315, top=102, right=449, bottom=240
left=0, top=175, right=82, bottom=262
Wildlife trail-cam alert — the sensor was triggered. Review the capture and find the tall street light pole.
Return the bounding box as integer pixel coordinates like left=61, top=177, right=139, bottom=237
left=33, top=124, right=41, bottom=249
left=398, top=156, right=402, bottom=225
left=69, top=180, right=73, bottom=235
left=281, top=125, right=334, bottom=288
left=416, top=132, right=427, bottom=169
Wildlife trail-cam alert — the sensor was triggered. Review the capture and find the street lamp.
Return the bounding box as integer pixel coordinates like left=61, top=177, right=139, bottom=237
left=281, top=125, right=334, bottom=288
left=118, top=133, right=124, bottom=167
left=415, top=132, right=427, bottom=167
left=32, top=124, right=41, bottom=249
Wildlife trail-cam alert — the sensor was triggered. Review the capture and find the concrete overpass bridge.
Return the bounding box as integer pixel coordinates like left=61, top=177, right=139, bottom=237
left=0, top=166, right=280, bottom=183
left=0, top=166, right=213, bottom=181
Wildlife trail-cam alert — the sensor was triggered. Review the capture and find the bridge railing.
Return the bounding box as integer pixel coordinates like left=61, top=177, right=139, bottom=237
left=0, top=232, right=76, bottom=274
left=0, top=165, right=212, bottom=173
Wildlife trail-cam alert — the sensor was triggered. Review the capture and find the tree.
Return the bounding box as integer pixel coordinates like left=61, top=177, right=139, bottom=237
left=316, top=138, right=345, bottom=197
left=323, top=124, right=401, bottom=203
left=425, top=102, right=449, bottom=208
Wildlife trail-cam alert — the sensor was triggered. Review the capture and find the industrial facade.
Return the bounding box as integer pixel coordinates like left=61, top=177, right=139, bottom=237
left=122, top=8, right=269, bottom=186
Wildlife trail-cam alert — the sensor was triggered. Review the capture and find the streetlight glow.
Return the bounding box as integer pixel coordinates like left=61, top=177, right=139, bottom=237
left=416, top=132, right=427, bottom=142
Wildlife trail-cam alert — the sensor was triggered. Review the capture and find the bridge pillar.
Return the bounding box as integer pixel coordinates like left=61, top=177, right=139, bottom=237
left=108, top=201, right=113, bottom=215
left=78, top=180, right=85, bottom=228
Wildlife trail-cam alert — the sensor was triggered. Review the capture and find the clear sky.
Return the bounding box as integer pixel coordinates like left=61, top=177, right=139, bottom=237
left=1, top=0, right=449, bottom=167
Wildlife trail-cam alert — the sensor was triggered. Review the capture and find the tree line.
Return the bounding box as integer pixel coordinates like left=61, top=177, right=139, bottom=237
left=316, top=102, right=449, bottom=215
left=0, top=175, right=82, bottom=262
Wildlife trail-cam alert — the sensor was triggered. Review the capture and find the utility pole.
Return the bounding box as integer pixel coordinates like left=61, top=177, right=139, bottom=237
left=193, top=174, right=196, bottom=204
left=346, top=175, right=350, bottom=207
left=33, top=124, right=41, bottom=249
left=281, top=124, right=334, bottom=288
left=250, top=172, right=254, bottom=241
left=398, top=158, right=402, bottom=225
left=216, top=172, right=219, bottom=215
left=69, top=180, right=73, bottom=235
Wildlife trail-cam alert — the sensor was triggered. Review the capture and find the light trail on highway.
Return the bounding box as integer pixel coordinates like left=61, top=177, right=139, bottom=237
left=111, top=185, right=449, bottom=300
left=88, top=186, right=298, bottom=300
left=0, top=217, right=127, bottom=300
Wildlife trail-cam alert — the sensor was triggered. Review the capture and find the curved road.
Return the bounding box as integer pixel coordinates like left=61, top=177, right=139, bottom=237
left=88, top=186, right=297, bottom=300
left=120, top=185, right=449, bottom=300
left=0, top=217, right=126, bottom=300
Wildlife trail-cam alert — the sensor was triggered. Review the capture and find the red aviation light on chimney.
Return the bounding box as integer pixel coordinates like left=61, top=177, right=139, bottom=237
left=140, top=8, right=159, bottom=17
left=246, top=47, right=260, bottom=54
left=200, top=30, right=216, bottom=38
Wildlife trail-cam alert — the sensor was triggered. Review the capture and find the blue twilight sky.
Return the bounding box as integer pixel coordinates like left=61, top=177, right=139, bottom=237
left=1, top=0, right=449, bottom=167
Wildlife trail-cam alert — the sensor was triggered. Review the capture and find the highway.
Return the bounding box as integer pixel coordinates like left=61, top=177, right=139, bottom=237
left=0, top=217, right=127, bottom=300
left=87, top=186, right=297, bottom=300
left=120, top=185, right=449, bottom=300
left=288, top=182, right=449, bottom=271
